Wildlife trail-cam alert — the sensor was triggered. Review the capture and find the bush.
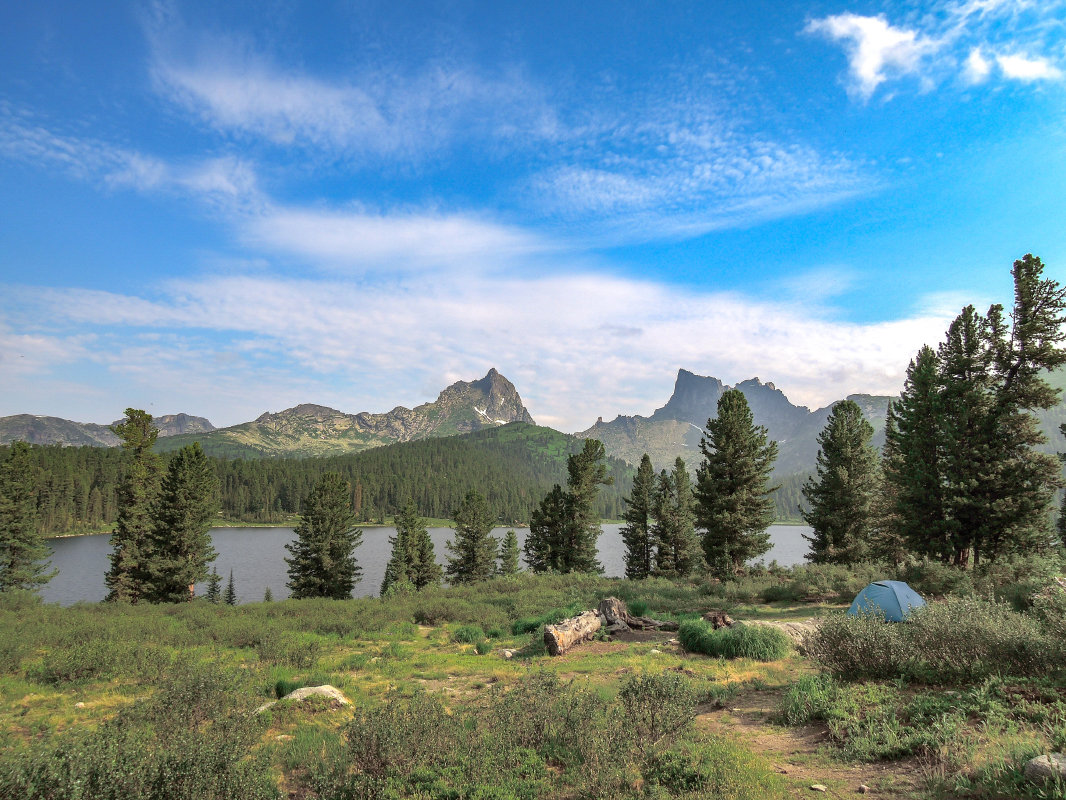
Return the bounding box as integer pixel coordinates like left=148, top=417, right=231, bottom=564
left=679, top=621, right=791, bottom=661
left=452, top=624, right=484, bottom=644
left=474, top=640, right=492, bottom=656
left=617, top=672, right=698, bottom=756
left=778, top=674, right=838, bottom=725
left=627, top=599, right=649, bottom=617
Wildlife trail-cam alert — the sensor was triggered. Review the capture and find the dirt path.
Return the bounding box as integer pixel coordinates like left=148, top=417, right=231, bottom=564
left=696, top=688, right=926, bottom=799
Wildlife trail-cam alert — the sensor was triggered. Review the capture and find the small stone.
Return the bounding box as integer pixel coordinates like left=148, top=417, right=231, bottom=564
left=74, top=702, right=86, bottom=709
left=275, top=734, right=293, bottom=741
left=810, top=785, right=827, bottom=792
left=501, top=649, right=514, bottom=659
left=1024, top=753, right=1066, bottom=784
left=649, top=648, right=661, bottom=655
left=858, top=785, right=870, bottom=793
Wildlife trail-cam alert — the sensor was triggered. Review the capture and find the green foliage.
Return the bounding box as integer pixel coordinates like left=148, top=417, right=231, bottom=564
left=380, top=499, right=441, bottom=596
left=452, top=624, right=484, bottom=644
left=2, top=661, right=277, bottom=800
left=511, top=602, right=581, bottom=635
left=651, top=457, right=702, bottom=577
left=205, top=567, right=221, bottom=603
left=223, top=569, right=237, bottom=606
left=695, top=389, right=778, bottom=576
left=802, top=400, right=880, bottom=564
left=474, top=639, right=492, bottom=655
left=286, top=473, right=362, bottom=599
left=497, top=529, right=521, bottom=576
left=105, top=409, right=163, bottom=602
left=444, top=490, right=498, bottom=584
left=0, top=441, right=55, bottom=592
left=807, top=596, right=1066, bottom=682
left=678, top=620, right=791, bottom=661
left=142, top=442, right=220, bottom=603
left=621, top=453, right=656, bottom=579
left=525, top=439, right=612, bottom=574
left=778, top=673, right=838, bottom=725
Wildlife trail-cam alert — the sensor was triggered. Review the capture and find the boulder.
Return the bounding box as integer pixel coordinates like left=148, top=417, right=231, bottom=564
left=1024, top=753, right=1066, bottom=784
left=256, top=684, right=351, bottom=714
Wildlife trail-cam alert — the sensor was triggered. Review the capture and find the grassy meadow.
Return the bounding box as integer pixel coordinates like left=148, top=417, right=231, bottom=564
left=2, top=560, right=1065, bottom=799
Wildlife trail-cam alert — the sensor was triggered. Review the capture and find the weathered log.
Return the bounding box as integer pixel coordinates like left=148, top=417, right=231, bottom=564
left=544, top=611, right=602, bottom=656
left=597, top=597, right=680, bottom=632
left=702, top=610, right=735, bottom=629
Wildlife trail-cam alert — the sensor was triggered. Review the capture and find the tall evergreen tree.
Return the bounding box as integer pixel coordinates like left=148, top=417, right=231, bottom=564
left=882, top=346, right=952, bottom=560
left=620, top=454, right=656, bottom=579
left=498, top=529, right=521, bottom=576
left=564, top=439, right=612, bottom=573
left=869, top=415, right=910, bottom=568
left=223, top=569, right=237, bottom=606
left=105, top=409, right=162, bottom=602
left=524, top=484, right=568, bottom=573
left=694, top=389, right=778, bottom=576
left=285, top=472, right=363, bottom=599
left=0, top=441, right=55, bottom=592
left=802, top=401, right=881, bottom=564
left=143, top=442, right=220, bottom=602
left=380, top=516, right=413, bottom=595
left=651, top=458, right=701, bottom=577
left=380, top=499, right=441, bottom=595
left=445, top=490, right=497, bottom=584
left=205, top=567, right=221, bottom=603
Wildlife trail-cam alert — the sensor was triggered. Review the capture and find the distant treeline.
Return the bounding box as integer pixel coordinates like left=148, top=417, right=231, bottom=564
left=2, top=422, right=812, bottom=537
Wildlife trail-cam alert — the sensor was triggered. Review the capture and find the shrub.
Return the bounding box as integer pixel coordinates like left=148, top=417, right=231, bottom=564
left=679, top=621, right=791, bottom=661
left=778, top=674, right=838, bottom=725
left=255, top=633, right=321, bottom=669
left=474, top=639, right=492, bottom=656
left=804, top=611, right=909, bottom=680
left=627, top=599, right=649, bottom=617
left=617, top=672, right=698, bottom=756
left=452, top=624, right=484, bottom=644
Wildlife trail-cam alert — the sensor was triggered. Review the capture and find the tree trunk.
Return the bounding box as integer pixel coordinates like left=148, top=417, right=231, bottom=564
left=544, top=611, right=602, bottom=656
left=597, top=597, right=679, bottom=632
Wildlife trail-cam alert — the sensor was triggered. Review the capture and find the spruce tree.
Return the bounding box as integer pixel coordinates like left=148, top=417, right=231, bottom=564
left=143, top=442, right=220, bottom=602
left=445, top=490, right=497, bottom=584
left=205, top=567, right=221, bottom=603
left=498, top=529, right=521, bottom=576
left=564, top=439, right=612, bottom=573
left=223, top=569, right=237, bottom=605
left=263, top=586, right=273, bottom=602
left=869, top=415, right=910, bottom=567
left=620, top=454, right=656, bottom=579
left=379, top=518, right=412, bottom=596
left=285, top=472, right=363, bottom=599
left=802, top=400, right=880, bottom=564
left=381, top=500, right=441, bottom=595
left=105, top=409, right=162, bottom=602
left=694, top=389, right=778, bottom=576
left=524, top=484, right=568, bottom=573
left=0, top=441, right=56, bottom=592
left=651, top=458, right=701, bottom=577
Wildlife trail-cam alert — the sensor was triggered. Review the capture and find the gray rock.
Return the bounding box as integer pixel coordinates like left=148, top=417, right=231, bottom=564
left=256, top=684, right=351, bottom=714
left=1024, top=753, right=1066, bottom=784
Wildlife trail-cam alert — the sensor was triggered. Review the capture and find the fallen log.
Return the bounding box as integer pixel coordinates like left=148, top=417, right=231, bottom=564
left=544, top=610, right=602, bottom=656
left=598, top=597, right=679, bottom=632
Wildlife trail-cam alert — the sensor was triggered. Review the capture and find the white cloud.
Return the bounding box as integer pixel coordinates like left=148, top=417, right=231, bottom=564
left=242, top=207, right=555, bottom=272
left=806, top=14, right=940, bottom=100
left=996, top=53, right=1064, bottom=80
left=5, top=272, right=951, bottom=431
left=964, top=47, right=993, bottom=82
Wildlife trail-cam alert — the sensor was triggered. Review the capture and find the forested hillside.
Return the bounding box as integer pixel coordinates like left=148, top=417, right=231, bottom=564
left=2, top=424, right=639, bottom=536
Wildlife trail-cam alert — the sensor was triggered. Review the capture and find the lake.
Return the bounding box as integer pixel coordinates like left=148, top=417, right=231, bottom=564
left=40, top=524, right=813, bottom=606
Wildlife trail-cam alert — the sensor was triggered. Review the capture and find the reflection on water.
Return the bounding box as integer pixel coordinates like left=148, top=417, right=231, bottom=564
left=41, top=523, right=812, bottom=606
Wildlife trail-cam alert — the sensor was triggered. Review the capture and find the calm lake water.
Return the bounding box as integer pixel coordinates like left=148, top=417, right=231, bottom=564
left=40, top=524, right=812, bottom=606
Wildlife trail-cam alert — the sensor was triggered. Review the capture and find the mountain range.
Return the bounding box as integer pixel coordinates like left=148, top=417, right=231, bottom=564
left=4, top=366, right=1063, bottom=479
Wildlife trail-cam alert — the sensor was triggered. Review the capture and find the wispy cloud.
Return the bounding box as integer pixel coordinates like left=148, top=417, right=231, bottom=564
left=5, top=271, right=952, bottom=430
left=996, top=53, right=1063, bottom=80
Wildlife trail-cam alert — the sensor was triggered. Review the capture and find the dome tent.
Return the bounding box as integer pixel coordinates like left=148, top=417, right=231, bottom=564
left=847, top=581, right=926, bottom=622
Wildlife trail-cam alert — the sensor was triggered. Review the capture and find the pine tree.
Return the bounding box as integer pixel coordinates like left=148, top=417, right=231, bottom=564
left=223, top=569, right=237, bottom=605
left=143, top=442, right=220, bottom=602
left=524, top=484, right=568, bottom=573
left=379, top=518, right=412, bottom=596
left=564, top=439, right=612, bottom=573
left=445, top=490, right=498, bottom=585
left=285, top=473, right=363, bottom=599
left=869, top=415, right=910, bottom=568
left=105, top=409, right=162, bottom=602
left=694, top=389, right=778, bottom=576
left=620, top=454, right=656, bottom=579
left=651, top=458, right=701, bottom=577
left=0, top=441, right=56, bottom=592
left=205, top=567, right=221, bottom=603
left=802, top=400, right=881, bottom=564
left=380, top=500, right=441, bottom=595
left=263, top=586, right=273, bottom=602
left=498, top=529, right=521, bottom=576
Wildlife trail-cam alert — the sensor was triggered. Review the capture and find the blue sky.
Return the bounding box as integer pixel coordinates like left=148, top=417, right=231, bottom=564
left=1, top=0, right=1063, bottom=431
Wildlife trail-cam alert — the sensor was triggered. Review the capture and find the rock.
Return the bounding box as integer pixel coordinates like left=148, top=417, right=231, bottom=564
left=649, top=648, right=661, bottom=655
left=255, top=684, right=351, bottom=714
left=500, top=649, right=514, bottom=659
left=702, top=610, right=735, bottom=629
left=275, top=734, right=293, bottom=741
left=74, top=702, right=86, bottom=709
left=858, top=784, right=870, bottom=793
left=810, top=784, right=827, bottom=792
left=1024, top=753, right=1066, bottom=784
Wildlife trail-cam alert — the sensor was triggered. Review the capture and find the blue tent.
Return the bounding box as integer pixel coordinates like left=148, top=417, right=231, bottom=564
left=847, top=581, right=926, bottom=622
